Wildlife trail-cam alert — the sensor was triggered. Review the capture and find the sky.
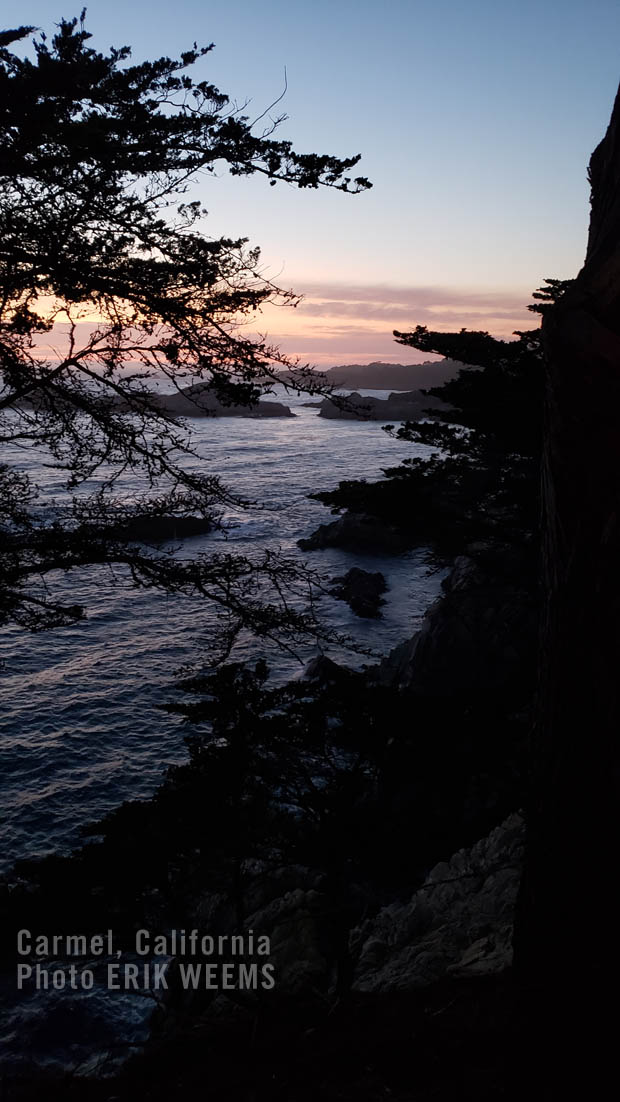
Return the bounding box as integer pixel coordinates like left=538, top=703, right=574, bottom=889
left=4, top=1, right=620, bottom=364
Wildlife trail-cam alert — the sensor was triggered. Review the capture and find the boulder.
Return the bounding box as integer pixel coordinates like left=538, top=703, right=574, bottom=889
left=105, top=514, right=213, bottom=544
left=298, top=512, right=407, bottom=553
left=301, top=655, right=353, bottom=684
left=329, top=567, right=388, bottom=618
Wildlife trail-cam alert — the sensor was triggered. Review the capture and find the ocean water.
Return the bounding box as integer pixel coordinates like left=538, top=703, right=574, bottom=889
left=0, top=388, right=443, bottom=873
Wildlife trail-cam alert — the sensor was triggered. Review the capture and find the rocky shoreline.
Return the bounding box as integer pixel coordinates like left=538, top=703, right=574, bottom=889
left=0, top=522, right=534, bottom=1092
left=316, top=388, right=447, bottom=421
left=0, top=445, right=538, bottom=1099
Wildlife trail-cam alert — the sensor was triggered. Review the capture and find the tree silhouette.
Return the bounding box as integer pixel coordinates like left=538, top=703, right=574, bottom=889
left=0, top=13, right=370, bottom=644
left=312, top=297, right=549, bottom=555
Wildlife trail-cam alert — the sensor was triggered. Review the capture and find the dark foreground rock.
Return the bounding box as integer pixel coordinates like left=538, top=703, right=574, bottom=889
left=351, top=812, right=524, bottom=991
left=0, top=533, right=535, bottom=1099
left=159, top=814, right=524, bottom=1014
left=2, top=815, right=523, bottom=1100
left=329, top=567, right=388, bottom=617
left=298, top=511, right=407, bottom=553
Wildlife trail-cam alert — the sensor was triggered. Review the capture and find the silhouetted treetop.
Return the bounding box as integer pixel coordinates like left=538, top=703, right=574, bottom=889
left=0, top=14, right=369, bottom=637
left=1, top=15, right=371, bottom=191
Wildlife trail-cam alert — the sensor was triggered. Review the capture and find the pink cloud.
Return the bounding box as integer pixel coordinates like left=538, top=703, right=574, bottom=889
left=293, top=281, right=534, bottom=319
left=255, top=280, right=537, bottom=365
left=30, top=282, right=538, bottom=370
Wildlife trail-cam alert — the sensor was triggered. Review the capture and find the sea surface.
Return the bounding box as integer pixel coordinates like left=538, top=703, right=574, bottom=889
left=0, top=387, right=443, bottom=873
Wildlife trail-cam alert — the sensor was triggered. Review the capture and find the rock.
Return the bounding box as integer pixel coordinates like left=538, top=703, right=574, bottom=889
left=317, top=389, right=447, bottom=421
left=301, top=655, right=353, bottom=685
left=298, top=512, right=407, bottom=553
left=114, top=383, right=294, bottom=418
left=349, top=812, right=525, bottom=993
left=105, top=514, right=213, bottom=544
left=447, top=930, right=514, bottom=978
left=248, top=887, right=329, bottom=993
left=374, top=545, right=537, bottom=694
left=329, top=567, right=388, bottom=618
left=162, top=384, right=295, bottom=418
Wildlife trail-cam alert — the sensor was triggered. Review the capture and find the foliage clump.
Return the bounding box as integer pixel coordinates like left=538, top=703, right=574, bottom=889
left=313, top=284, right=570, bottom=555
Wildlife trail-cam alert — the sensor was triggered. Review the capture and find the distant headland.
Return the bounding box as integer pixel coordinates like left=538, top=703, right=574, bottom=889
left=277, top=358, right=468, bottom=391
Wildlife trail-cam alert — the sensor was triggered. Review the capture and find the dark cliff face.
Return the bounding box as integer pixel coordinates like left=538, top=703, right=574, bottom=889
left=514, top=81, right=620, bottom=1087
left=378, top=548, right=537, bottom=699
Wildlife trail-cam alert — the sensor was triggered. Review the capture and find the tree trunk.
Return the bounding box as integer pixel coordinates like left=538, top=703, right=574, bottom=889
left=514, top=83, right=620, bottom=1090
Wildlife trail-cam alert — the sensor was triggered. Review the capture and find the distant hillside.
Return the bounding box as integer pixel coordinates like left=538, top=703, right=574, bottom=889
left=323, top=359, right=468, bottom=390
left=275, top=359, right=469, bottom=391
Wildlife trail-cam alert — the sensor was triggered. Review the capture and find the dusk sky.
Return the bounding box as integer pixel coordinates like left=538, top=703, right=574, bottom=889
left=6, top=1, right=620, bottom=363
